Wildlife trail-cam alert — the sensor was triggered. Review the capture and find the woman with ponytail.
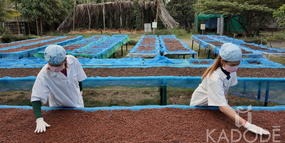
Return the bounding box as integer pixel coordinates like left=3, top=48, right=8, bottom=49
left=190, top=43, right=270, bottom=136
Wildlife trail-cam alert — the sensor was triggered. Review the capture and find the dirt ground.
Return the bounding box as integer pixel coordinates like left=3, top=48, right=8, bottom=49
left=1, top=86, right=275, bottom=107
left=0, top=108, right=284, bottom=143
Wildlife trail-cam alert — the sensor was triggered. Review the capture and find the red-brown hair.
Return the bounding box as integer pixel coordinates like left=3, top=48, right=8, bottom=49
left=202, top=56, right=223, bottom=79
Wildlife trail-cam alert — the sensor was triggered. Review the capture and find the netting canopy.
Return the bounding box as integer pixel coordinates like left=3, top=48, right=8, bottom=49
left=57, top=0, right=179, bottom=31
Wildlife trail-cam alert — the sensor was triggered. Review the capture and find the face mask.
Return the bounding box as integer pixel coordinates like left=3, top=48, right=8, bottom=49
left=48, top=64, right=65, bottom=72
left=223, top=64, right=239, bottom=73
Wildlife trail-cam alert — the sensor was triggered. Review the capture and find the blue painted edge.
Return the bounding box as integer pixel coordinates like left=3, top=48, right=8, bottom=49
left=0, top=76, right=285, bottom=81
left=1, top=105, right=285, bottom=111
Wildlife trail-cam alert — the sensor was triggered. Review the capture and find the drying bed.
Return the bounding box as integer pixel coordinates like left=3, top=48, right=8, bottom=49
left=0, top=67, right=284, bottom=77
left=0, top=107, right=284, bottom=142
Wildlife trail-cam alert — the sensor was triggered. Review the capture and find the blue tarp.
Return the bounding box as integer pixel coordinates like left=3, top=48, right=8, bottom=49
left=35, top=35, right=103, bottom=57
left=72, top=35, right=128, bottom=58
left=0, top=55, right=283, bottom=68
left=127, top=35, right=160, bottom=58
left=0, top=36, right=83, bottom=59
left=160, top=35, right=197, bottom=56
left=192, top=34, right=285, bottom=55
left=0, top=36, right=63, bottom=51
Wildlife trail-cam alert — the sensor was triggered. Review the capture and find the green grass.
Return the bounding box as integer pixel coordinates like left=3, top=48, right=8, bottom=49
left=260, top=30, right=285, bottom=41
left=264, top=54, right=285, bottom=65
left=154, top=28, right=191, bottom=39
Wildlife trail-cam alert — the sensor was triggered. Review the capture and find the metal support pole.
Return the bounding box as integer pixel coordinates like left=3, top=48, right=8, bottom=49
left=198, top=42, right=201, bottom=56
left=207, top=49, right=211, bottom=59
left=204, top=47, right=208, bottom=55
left=264, top=81, right=270, bottom=106
left=160, top=86, right=167, bottom=105
left=191, top=40, right=194, bottom=50
left=257, top=81, right=261, bottom=100
left=242, top=81, right=246, bottom=94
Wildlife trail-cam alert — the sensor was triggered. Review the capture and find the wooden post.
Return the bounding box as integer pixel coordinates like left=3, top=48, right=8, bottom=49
left=16, top=17, right=20, bottom=35
left=153, top=0, right=159, bottom=34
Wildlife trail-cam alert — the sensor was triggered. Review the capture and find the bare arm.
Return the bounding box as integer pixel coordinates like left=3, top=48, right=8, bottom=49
left=219, top=106, right=247, bottom=126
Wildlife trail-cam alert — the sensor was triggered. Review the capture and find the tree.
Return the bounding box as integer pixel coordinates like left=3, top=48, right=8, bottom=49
left=16, top=0, right=73, bottom=35
left=194, top=0, right=277, bottom=36
left=0, top=0, right=21, bottom=22
left=273, top=4, right=285, bottom=28
left=166, top=0, right=195, bottom=31
left=0, top=0, right=21, bottom=35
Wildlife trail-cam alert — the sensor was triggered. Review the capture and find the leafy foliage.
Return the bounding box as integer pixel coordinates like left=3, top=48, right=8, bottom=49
left=1, top=0, right=285, bottom=34
left=18, top=0, right=73, bottom=28
left=194, top=0, right=284, bottom=35
left=166, top=0, right=195, bottom=31
left=0, top=0, right=21, bottom=22
left=273, top=4, right=285, bottom=27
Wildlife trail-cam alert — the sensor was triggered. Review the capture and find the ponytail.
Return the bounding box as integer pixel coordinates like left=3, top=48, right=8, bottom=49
left=202, top=56, right=223, bottom=79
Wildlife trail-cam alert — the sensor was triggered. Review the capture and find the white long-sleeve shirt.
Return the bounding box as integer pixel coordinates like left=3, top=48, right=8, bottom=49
left=190, top=67, right=238, bottom=106
left=31, top=55, right=87, bottom=107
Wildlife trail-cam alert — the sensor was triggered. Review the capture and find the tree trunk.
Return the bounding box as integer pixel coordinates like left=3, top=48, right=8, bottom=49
left=1, top=22, right=4, bottom=29
left=155, top=0, right=159, bottom=22
left=103, top=0, right=106, bottom=31
left=73, top=0, right=76, bottom=31
left=109, top=10, right=112, bottom=28
left=125, top=6, right=128, bottom=29
left=27, top=21, right=31, bottom=35
left=36, top=19, right=39, bottom=35
left=141, top=5, right=144, bottom=29
left=87, top=0, right=91, bottom=29
left=119, top=0, right=122, bottom=32
left=40, top=18, right=43, bottom=35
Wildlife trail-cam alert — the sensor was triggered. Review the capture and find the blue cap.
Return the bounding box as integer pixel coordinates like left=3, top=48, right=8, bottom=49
left=44, top=45, right=66, bottom=65
left=219, top=43, right=242, bottom=61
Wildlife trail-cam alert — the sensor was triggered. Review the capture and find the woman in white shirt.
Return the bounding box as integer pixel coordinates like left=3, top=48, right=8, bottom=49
left=31, top=45, right=87, bottom=133
left=190, top=43, right=270, bottom=135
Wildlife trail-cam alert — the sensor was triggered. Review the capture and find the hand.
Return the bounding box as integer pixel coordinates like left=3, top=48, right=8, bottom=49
left=34, top=117, right=50, bottom=133
left=244, top=122, right=270, bottom=135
